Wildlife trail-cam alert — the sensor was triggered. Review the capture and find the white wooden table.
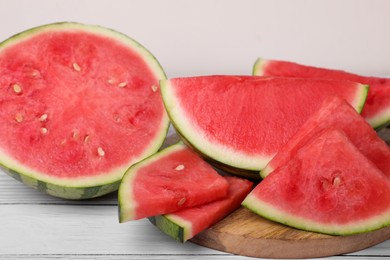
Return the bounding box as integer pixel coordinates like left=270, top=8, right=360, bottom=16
left=0, top=126, right=389, bottom=260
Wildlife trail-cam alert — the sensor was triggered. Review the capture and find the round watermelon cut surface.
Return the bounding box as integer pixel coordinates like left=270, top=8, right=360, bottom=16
left=149, top=176, right=253, bottom=242
left=0, top=22, right=169, bottom=199
left=243, top=128, right=390, bottom=235
left=118, top=142, right=229, bottom=222
left=253, top=58, right=390, bottom=129
left=160, top=76, right=368, bottom=173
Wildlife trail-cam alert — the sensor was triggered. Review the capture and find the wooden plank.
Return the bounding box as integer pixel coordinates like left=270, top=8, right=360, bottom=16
left=0, top=204, right=389, bottom=258
left=0, top=204, right=223, bottom=255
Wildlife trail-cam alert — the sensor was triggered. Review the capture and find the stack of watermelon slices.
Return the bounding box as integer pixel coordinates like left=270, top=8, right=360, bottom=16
left=118, top=142, right=253, bottom=242
left=157, top=74, right=390, bottom=236
left=242, top=96, right=390, bottom=235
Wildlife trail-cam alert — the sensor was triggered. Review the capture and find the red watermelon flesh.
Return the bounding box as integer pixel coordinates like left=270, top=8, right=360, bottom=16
left=262, top=96, right=390, bottom=179
left=242, top=128, right=390, bottom=235
left=0, top=23, right=169, bottom=199
left=118, top=142, right=229, bottom=222
left=149, top=176, right=253, bottom=242
left=160, top=76, right=368, bottom=172
left=254, top=58, right=390, bottom=128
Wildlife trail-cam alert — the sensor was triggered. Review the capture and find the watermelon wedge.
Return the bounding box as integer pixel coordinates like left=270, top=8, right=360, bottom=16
left=118, top=142, right=229, bottom=222
left=242, top=128, right=390, bottom=235
left=0, top=22, right=169, bottom=199
left=160, top=76, right=368, bottom=174
left=262, top=96, right=390, bottom=179
left=253, top=58, right=390, bottom=128
left=149, top=176, right=253, bottom=242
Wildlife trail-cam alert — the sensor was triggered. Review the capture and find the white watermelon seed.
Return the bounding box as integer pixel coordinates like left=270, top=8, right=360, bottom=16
left=333, top=176, right=341, bottom=187
left=15, top=113, right=24, bottom=123
left=151, top=85, right=158, bottom=92
left=97, top=147, right=105, bottom=157
left=107, top=79, right=115, bottom=85
left=39, top=114, right=48, bottom=122
left=31, top=70, right=39, bottom=77
left=175, top=164, right=185, bottom=171
left=12, top=84, right=22, bottom=94
left=177, top=198, right=186, bottom=206
left=41, top=127, right=48, bottom=135
left=72, top=130, right=79, bottom=139
left=84, top=135, right=90, bottom=143
left=118, top=82, right=127, bottom=88
left=73, top=63, right=81, bottom=72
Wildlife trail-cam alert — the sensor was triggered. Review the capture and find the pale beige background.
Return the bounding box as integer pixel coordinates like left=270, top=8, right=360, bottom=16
left=0, top=0, right=389, bottom=77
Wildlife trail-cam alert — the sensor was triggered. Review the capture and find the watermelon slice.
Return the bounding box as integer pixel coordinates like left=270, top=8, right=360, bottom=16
left=149, top=176, right=253, bottom=242
left=160, top=75, right=368, bottom=174
left=262, top=96, right=390, bottom=179
left=253, top=58, right=390, bottom=128
left=0, top=22, right=170, bottom=199
left=118, top=142, right=229, bottom=222
left=242, top=128, right=390, bottom=235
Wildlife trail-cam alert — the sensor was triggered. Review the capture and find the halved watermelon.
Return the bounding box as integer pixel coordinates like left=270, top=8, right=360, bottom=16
left=262, top=96, right=390, bottom=179
left=118, top=142, right=229, bottom=222
left=160, top=76, right=368, bottom=174
left=0, top=22, right=169, bottom=199
left=253, top=58, right=390, bottom=128
left=149, top=176, right=253, bottom=242
left=242, top=128, right=390, bottom=235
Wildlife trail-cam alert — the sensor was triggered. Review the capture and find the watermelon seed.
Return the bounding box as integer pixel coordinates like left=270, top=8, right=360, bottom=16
left=118, top=82, right=127, bottom=88
left=12, top=84, right=22, bottom=94
left=41, top=127, right=48, bottom=135
left=15, top=113, right=24, bottom=123
left=333, top=176, right=342, bottom=187
left=72, top=63, right=81, bottom=72
left=84, top=135, right=90, bottom=143
left=39, top=114, right=48, bottom=122
left=175, top=164, right=185, bottom=171
left=177, top=198, right=186, bottom=206
left=151, top=85, right=158, bottom=92
left=107, top=79, right=115, bottom=85
left=31, top=70, right=39, bottom=77
left=72, top=130, right=79, bottom=139
left=97, top=147, right=105, bottom=157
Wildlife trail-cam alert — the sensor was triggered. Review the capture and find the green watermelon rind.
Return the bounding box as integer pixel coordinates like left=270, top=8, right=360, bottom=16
left=149, top=214, right=192, bottom=243
left=242, top=194, right=390, bottom=236
left=160, top=78, right=368, bottom=173
left=160, top=79, right=273, bottom=172
left=253, top=58, right=389, bottom=129
left=118, top=142, right=187, bottom=222
left=0, top=22, right=170, bottom=199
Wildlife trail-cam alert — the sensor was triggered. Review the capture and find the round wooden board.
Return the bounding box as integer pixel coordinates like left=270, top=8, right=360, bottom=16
left=190, top=207, right=390, bottom=259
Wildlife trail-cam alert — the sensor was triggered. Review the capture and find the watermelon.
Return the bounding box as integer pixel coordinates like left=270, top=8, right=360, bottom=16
left=160, top=75, right=368, bottom=174
left=0, top=22, right=170, bottom=199
left=149, top=176, right=253, bottom=242
left=253, top=58, right=390, bottom=129
left=118, top=142, right=229, bottom=222
left=242, top=128, right=390, bottom=235
left=262, top=96, right=390, bottom=179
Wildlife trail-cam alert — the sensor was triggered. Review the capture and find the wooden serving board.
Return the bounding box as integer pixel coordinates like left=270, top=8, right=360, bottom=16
left=191, top=207, right=390, bottom=259
left=163, top=126, right=390, bottom=259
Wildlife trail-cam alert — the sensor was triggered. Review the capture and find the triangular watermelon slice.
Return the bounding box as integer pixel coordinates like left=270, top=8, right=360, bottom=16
left=118, top=142, right=229, bottom=222
left=160, top=75, right=368, bottom=174
left=0, top=22, right=170, bottom=199
left=253, top=58, right=390, bottom=128
left=149, top=176, right=253, bottom=242
left=262, top=96, right=390, bottom=179
left=242, top=128, right=390, bottom=235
